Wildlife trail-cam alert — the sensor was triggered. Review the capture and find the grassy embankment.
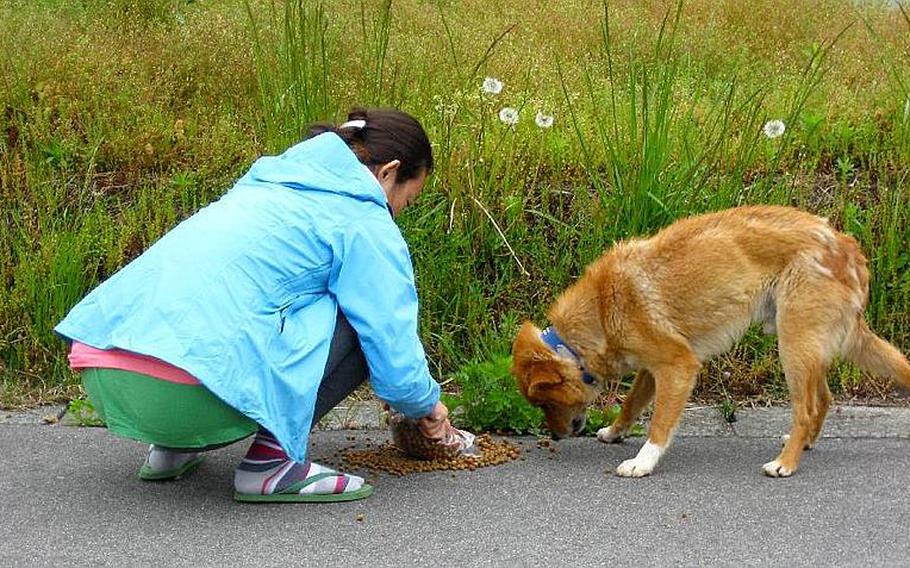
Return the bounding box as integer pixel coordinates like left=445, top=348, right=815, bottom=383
left=1, top=0, right=909, bottom=414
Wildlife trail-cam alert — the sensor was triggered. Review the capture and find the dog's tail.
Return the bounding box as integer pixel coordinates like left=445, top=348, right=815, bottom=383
left=845, top=317, right=910, bottom=390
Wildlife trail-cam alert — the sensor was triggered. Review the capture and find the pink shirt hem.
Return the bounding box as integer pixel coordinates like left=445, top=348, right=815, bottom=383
left=69, top=342, right=201, bottom=385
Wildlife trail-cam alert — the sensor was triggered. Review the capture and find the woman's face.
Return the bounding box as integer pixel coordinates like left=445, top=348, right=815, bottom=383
left=374, top=161, right=427, bottom=217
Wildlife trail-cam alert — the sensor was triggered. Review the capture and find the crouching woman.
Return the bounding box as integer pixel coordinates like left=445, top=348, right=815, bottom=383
left=56, top=107, right=454, bottom=502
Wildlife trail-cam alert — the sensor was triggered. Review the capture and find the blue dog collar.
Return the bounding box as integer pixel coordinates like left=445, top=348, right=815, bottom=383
left=540, top=326, right=597, bottom=385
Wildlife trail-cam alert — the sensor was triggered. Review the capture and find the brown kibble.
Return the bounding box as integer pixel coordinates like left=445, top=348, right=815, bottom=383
left=340, top=434, right=520, bottom=476
left=355, top=513, right=365, bottom=522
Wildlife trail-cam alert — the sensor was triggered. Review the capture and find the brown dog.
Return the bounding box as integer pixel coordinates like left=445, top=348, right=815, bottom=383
left=511, top=205, right=910, bottom=478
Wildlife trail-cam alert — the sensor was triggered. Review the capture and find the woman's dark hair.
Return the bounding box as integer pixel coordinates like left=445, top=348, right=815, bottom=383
left=306, top=107, right=433, bottom=183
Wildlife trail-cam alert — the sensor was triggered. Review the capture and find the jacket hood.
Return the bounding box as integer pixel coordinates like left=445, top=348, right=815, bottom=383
left=245, top=133, right=388, bottom=208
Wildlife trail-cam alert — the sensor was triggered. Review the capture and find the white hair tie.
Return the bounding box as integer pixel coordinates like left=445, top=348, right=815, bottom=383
left=339, top=119, right=366, bottom=130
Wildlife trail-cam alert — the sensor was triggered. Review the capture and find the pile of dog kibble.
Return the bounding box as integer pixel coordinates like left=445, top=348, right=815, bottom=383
left=340, top=434, right=522, bottom=476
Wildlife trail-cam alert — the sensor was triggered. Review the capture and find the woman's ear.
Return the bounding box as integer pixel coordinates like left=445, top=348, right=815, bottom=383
left=376, top=160, right=401, bottom=183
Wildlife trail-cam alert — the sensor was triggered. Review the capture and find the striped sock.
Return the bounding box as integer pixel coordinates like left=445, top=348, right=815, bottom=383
left=234, top=430, right=364, bottom=496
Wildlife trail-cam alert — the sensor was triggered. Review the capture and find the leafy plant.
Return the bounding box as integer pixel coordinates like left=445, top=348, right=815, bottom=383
left=442, top=354, right=544, bottom=435
left=720, top=397, right=738, bottom=424
left=583, top=405, right=645, bottom=437
left=582, top=405, right=614, bottom=434
left=66, top=398, right=105, bottom=427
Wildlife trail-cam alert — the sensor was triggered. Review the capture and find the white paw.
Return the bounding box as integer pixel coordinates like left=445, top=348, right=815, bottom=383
left=615, top=457, right=654, bottom=477
left=614, top=440, right=664, bottom=478
left=597, top=425, right=625, bottom=444
left=762, top=459, right=794, bottom=478
left=780, top=434, right=815, bottom=450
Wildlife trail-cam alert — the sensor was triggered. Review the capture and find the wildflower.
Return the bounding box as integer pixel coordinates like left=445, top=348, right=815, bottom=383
left=482, top=77, right=503, bottom=95
left=498, top=107, right=519, bottom=126
left=763, top=119, right=786, bottom=139
left=535, top=111, right=554, bottom=129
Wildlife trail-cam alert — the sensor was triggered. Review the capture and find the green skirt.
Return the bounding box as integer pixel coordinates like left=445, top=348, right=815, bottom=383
left=81, top=367, right=258, bottom=450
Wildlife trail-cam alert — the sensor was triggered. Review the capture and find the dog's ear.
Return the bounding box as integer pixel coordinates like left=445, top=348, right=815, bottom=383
left=511, top=321, right=563, bottom=398
left=511, top=321, right=550, bottom=361
left=525, top=365, right=564, bottom=401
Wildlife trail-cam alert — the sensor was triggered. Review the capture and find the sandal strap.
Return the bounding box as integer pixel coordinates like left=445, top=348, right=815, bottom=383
left=278, top=471, right=346, bottom=495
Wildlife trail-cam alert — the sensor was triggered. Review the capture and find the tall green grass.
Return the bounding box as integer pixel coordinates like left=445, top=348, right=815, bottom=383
left=560, top=1, right=766, bottom=234
left=2, top=0, right=910, bottom=407
left=245, top=0, right=335, bottom=151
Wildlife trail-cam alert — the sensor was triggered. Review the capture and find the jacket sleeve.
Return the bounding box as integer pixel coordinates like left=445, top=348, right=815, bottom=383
left=328, top=214, right=440, bottom=419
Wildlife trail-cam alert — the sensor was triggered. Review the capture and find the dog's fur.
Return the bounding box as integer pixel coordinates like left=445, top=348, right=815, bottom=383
left=511, top=206, right=910, bottom=478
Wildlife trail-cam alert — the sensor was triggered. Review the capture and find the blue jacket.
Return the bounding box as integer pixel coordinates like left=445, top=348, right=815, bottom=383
left=55, top=133, right=441, bottom=461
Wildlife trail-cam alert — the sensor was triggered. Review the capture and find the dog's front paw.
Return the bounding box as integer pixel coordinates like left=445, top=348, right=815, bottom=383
left=615, top=457, right=654, bottom=478
left=615, top=441, right=664, bottom=478
left=597, top=425, right=625, bottom=444
left=762, top=459, right=795, bottom=478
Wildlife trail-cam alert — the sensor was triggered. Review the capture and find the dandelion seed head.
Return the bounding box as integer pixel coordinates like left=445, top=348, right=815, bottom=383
left=763, top=119, right=786, bottom=139
left=499, top=107, right=519, bottom=126
left=482, top=77, right=503, bottom=95
left=535, top=111, right=554, bottom=129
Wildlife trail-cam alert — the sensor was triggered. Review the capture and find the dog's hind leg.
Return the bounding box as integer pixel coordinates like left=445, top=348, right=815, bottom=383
left=764, top=348, right=829, bottom=478
left=598, top=370, right=655, bottom=444
left=809, top=372, right=833, bottom=446
left=780, top=373, right=832, bottom=452
left=764, top=281, right=841, bottom=477
left=615, top=355, right=699, bottom=478
left=781, top=363, right=834, bottom=451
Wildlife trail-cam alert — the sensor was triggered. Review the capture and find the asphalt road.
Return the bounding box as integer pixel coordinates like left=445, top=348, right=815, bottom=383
left=1, top=424, right=908, bottom=567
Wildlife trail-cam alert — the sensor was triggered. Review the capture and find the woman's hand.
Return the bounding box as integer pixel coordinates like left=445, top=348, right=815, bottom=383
left=416, top=401, right=450, bottom=441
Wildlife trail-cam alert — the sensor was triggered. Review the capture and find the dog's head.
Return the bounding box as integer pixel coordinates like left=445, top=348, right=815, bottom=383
left=510, top=321, right=598, bottom=439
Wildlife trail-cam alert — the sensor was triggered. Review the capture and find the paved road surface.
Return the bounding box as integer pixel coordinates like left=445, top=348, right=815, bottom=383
left=1, top=422, right=908, bottom=567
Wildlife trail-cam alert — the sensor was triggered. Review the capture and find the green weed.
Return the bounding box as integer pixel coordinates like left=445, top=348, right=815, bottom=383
left=583, top=405, right=645, bottom=437
left=442, top=354, right=544, bottom=435
left=65, top=398, right=105, bottom=427
left=720, top=397, right=738, bottom=424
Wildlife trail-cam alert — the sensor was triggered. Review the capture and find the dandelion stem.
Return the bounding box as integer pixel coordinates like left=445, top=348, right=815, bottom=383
left=448, top=197, right=457, bottom=234
left=470, top=195, right=529, bottom=277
